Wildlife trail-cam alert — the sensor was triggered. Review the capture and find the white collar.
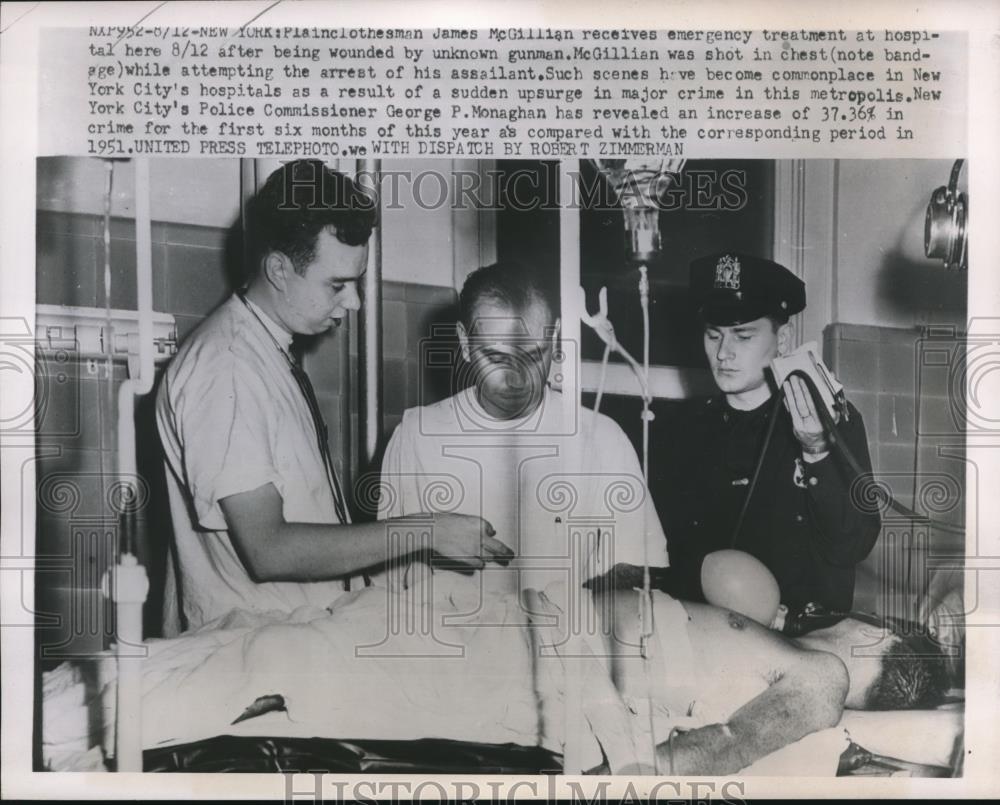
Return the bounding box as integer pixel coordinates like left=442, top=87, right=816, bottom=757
left=460, top=385, right=550, bottom=431
left=243, top=295, right=293, bottom=352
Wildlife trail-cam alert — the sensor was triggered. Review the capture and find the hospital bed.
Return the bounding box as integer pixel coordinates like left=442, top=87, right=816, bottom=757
left=39, top=573, right=964, bottom=778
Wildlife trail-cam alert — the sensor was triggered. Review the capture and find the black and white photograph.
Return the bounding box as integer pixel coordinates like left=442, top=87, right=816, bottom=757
left=3, top=2, right=999, bottom=801
left=27, top=154, right=969, bottom=778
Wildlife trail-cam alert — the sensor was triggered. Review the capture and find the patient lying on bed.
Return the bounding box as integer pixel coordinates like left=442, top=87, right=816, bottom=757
left=581, top=582, right=949, bottom=774
left=42, top=566, right=949, bottom=774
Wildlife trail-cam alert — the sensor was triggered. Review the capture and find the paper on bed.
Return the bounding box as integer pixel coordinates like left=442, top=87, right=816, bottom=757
left=838, top=707, right=963, bottom=768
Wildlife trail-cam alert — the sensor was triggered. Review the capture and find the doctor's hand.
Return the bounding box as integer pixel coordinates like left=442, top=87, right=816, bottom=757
left=782, top=376, right=835, bottom=461
left=425, top=513, right=513, bottom=573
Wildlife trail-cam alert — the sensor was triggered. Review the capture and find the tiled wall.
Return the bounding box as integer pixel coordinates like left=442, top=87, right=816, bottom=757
left=380, top=283, right=459, bottom=433
left=36, top=208, right=237, bottom=657
left=35, top=209, right=457, bottom=655
left=824, top=323, right=966, bottom=618
left=37, top=210, right=235, bottom=338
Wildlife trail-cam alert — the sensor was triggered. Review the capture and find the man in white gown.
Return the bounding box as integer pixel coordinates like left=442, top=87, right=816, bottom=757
left=378, top=261, right=668, bottom=599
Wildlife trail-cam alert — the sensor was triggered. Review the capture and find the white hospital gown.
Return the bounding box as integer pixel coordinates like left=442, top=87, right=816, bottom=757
left=379, top=386, right=668, bottom=595
left=156, top=295, right=360, bottom=635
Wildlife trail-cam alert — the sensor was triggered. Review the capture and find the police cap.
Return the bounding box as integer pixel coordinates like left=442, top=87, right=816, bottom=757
left=689, top=251, right=806, bottom=326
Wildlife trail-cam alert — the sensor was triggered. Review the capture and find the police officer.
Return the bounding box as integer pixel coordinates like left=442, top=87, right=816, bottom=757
left=649, top=252, right=881, bottom=615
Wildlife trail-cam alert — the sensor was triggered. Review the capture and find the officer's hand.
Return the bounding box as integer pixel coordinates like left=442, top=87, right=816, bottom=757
left=782, top=376, right=835, bottom=460
left=427, top=513, right=513, bottom=573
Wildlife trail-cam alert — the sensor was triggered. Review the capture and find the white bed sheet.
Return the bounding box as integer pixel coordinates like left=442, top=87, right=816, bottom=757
left=42, top=574, right=861, bottom=775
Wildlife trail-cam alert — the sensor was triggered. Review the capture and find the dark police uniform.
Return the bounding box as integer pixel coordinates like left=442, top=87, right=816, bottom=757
left=650, top=253, right=881, bottom=613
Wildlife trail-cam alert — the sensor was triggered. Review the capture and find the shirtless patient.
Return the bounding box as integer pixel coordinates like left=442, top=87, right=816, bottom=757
left=581, top=583, right=949, bottom=775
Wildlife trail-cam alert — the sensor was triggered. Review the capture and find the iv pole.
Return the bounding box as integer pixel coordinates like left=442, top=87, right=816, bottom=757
left=101, top=157, right=154, bottom=772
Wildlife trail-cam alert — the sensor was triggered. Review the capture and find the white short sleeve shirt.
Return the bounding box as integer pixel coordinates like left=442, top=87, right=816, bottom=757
left=379, top=386, right=668, bottom=594
left=156, top=295, right=356, bottom=634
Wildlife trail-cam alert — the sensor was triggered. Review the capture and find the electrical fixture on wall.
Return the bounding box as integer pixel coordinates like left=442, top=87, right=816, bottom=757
left=36, top=304, right=177, bottom=375
left=924, top=158, right=968, bottom=271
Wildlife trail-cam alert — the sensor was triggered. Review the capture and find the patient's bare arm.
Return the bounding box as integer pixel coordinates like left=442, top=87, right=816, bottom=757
left=655, top=602, right=849, bottom=775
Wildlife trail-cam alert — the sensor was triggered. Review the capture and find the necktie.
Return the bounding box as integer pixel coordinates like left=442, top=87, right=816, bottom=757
left=288, top=358, right=349, bottom=526
left=290, top=355, right=371, bottom=591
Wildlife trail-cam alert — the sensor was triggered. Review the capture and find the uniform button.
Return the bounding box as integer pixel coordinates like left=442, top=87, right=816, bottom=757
left=795, top=514, right=804, bottom=523
left=808, top=476, right=819, bottom=487
left=692, top=520, right=699, bottom=527
left=722, top=412, right=730, bottom=423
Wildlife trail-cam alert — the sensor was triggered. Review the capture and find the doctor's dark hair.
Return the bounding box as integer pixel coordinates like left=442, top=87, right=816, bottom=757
left=246, top=160, right=375, bottom=277
left=458, top=261, right=558, bottom=332
left=864, top=635, right=951, bottom=710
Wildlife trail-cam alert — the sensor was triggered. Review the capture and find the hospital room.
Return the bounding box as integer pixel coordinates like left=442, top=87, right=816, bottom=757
left=31, top=156, right=967, bottom=776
